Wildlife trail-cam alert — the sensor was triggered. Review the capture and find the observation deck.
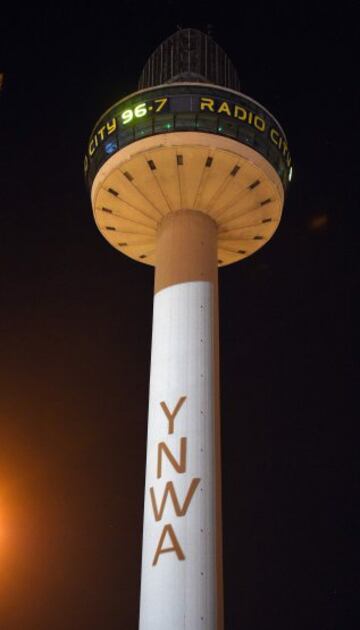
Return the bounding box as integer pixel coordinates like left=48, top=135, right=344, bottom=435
left=85, top=30, right=292, bottom=267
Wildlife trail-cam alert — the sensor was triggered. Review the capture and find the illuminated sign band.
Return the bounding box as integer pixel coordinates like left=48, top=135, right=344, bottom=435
left=85, top=84, right=292, bottom=191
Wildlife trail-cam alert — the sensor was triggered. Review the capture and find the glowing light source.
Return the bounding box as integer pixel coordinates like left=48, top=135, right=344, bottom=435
left=105, top=139, right=117, bottom=154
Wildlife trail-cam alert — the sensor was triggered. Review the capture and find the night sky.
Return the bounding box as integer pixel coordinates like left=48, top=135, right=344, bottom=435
left=0, top=3, right=356, bottom=629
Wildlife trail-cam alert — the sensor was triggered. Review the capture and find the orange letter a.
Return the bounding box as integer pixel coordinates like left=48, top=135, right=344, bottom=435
left=152, top=523, right=185, bottom=566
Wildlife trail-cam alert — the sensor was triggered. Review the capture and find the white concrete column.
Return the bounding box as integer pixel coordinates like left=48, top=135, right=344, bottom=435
left=139, top=210, right=223, bottom=630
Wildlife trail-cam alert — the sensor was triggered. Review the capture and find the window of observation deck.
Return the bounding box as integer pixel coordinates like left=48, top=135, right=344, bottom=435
left=196, top=114, right=218, bottom=132
left=175, top=113, right=197, bottom=129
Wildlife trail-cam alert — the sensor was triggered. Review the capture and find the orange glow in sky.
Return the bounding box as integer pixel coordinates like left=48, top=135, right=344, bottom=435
left=0, top=482, right=19, bottom=569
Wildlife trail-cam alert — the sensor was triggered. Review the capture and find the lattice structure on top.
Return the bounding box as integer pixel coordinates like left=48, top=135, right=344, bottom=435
left=138, top=28, right=240, bottom=92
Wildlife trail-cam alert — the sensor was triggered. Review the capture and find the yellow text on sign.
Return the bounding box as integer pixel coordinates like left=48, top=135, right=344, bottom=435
left=200, top=97, right=266, bottom=132
left=88, top=118, right=117, bottom=156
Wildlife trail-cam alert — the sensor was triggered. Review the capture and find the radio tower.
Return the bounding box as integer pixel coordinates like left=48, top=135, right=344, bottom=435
left=85, top=28, right=292, bottom=630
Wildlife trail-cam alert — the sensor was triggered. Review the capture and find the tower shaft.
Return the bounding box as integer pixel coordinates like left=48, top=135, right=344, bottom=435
left=139, top=210, right=223, bottom=629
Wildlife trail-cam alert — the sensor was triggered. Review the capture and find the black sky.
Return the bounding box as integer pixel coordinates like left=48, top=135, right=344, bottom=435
left=0, top=2, right=357, bottom=629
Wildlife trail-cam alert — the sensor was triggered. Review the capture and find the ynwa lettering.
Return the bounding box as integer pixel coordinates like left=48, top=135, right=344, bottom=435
left=150, top=396, right=201, bottom=565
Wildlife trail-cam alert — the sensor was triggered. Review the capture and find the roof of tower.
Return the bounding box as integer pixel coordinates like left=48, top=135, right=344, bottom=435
left=138, top=28, right=240, bottom=92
